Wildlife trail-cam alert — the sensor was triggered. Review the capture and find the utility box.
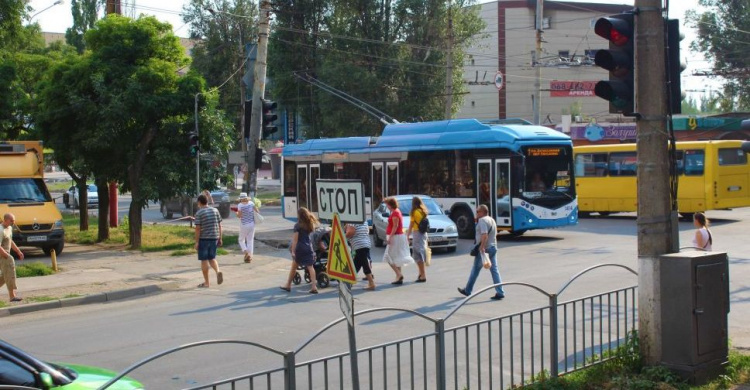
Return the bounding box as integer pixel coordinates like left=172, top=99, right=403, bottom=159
left=660, top=251, right=729, bottom=384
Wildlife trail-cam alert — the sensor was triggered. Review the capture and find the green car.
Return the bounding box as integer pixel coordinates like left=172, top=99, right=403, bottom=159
left=0, top=339, right=142, bottom=389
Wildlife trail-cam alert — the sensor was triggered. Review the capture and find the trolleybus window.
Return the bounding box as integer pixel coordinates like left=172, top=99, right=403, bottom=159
left=283, top=161, right=296, bottom=196
left=522, top=146, right=574, bottom=207
left=718, top=148, right=747, bottom=166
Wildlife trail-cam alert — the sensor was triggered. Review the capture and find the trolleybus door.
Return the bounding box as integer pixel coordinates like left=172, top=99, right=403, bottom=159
left=477, top=159, right=494, bottom=218
left=495, top=159, right=512, bottom=227
left=296, top=164, right=320, bottom=211
left=386, top=162, right=399, bottom=197
left=371, top=163, right=384, bottom=217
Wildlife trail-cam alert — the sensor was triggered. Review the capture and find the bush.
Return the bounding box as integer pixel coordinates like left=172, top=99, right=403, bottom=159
left=16, top=262, right=55, bottom=277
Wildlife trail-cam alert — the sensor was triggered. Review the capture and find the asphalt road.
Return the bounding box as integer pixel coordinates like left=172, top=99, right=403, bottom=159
left=4, top=207, right=750, bottom=388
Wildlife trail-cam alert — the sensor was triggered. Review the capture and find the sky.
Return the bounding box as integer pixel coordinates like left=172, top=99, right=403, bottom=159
left=28, top=0, right=720, bottom=101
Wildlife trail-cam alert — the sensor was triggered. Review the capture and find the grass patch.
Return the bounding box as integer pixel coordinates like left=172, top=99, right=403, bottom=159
left=16, top=262, right=55, bottom=277
left=46, top=181, right=73, bottom=192
left=523, top=332, right=750, bottom=390
left=64, top=214, right=239, bottom=255
left=0, top=301, right=6, bottom=308
left=63, top=294, right=82, bottom=299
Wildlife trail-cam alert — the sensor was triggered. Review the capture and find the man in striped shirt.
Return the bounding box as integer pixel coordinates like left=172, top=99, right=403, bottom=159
left=194, top=194, right=223, bottom=288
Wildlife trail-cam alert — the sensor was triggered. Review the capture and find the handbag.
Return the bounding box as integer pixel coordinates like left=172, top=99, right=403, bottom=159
left=425, top=247, right=432, bottom=266
left=481, top=252, right=491, bottom=269
left=253, top=208, right=264, bottom=224
left=469, top=243, right=480, bottom=257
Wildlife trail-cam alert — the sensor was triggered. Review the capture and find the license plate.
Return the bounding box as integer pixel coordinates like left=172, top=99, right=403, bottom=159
left=428, top=236, right=442, bottom=242
left=27, top=236, right=47, bottom=242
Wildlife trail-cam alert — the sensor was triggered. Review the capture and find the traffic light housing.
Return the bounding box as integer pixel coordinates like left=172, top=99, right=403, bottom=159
left=666, top=19, right=685, bottom=114
left=261, top=99, right=278, bottom=139
left=188, top=132, right=199, bottom=156
left=594, top=13, right=635, bottom=115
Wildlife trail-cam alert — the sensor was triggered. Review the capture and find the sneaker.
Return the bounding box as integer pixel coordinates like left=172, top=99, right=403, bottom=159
left=457, top=287, right=469, bottom=297
left=490, top=293, right=505, bottom=301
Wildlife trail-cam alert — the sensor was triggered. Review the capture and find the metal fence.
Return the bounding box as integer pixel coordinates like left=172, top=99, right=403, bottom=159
left=100, top=264, right=638, bottom=390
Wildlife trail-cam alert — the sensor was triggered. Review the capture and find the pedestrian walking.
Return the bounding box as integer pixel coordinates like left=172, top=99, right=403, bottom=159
left=692, top=212, right=713, bottom=251
left=236, top=192, right=260, bottom=263
left=0, top=213, right=24, bottom=301
left=346, top=222, right=375, bottom=290
left=202, top=189, right=215, bottom=206
left=194, top=194, right=223, bottom=288
left=382, top=197, right=414, bottom=285
left=457, top=205, right=505, bottom=300
left=406, top=196, right=428, bottom=283
left=281, top=207, right=320, bottom=294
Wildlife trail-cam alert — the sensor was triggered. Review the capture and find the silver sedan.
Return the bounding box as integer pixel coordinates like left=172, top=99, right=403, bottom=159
left=372, top=194, right=459, bottom=252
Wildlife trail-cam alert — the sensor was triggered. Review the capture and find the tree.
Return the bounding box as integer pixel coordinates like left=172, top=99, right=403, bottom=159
left=687, top=0, right=750, bottom=111
left=65, top=0, right=100, bottom=53
left=37, top=15, right=235, bottom=248
left=267, top=0, right=484, bottom=138
left=182, top=0, right=259, bottom=141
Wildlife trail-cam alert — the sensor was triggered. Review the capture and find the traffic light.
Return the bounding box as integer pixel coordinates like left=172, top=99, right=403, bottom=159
left=188, top=132, right=199, bottom=156
left=261, top=99, right=278, bottom=138
left=593, top=13, right=635, bottom=115
left=666, top=19, right=685, bottom=114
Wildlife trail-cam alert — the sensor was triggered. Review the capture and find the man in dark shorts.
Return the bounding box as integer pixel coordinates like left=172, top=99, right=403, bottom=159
left=194, top=194, right=223, bottom=288
left=346, top=222, right=375, bottom=290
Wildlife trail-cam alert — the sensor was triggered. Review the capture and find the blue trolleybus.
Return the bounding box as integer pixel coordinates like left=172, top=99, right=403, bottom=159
left=281, top=119, right=578, bottom=238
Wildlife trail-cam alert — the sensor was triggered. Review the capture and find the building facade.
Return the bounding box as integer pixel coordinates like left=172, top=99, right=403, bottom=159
left=457, top=0, right=631, bottom=124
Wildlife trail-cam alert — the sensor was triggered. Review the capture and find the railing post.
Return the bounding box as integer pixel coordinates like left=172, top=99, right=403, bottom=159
left=435, top=318, right=446, bottom=390
left=549, top=294, right=559, bottom=378
left=283, top=351, right=296, bottom=390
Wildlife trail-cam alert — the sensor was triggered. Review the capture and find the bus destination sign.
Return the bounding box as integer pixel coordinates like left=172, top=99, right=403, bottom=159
left=527, top=147, right=563, bottom=157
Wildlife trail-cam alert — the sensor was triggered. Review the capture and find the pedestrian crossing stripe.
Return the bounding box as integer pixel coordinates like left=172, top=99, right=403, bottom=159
left=326, top=213, right=357, bottom=284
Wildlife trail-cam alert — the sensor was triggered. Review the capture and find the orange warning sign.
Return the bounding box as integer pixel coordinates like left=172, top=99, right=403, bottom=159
left=326, top=213, right=357, bottom=284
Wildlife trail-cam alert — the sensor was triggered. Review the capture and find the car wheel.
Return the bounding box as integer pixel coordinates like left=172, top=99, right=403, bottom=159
left=161, top=203, right=173, bottom=219
left=63, top=194, right=70, bottom=209
left=182, top=203, right=190, bottom=217
left=373, top=229, right=384, bottom=247
left=43, top=241, right=64, bottom=256
left=452, top=208, right=475, bottom=239
left=220, top=207, right=230, bottom=219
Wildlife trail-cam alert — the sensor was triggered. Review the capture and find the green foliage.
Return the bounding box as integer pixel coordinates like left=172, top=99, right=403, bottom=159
left=65, top=0, right=99, bottom=53
left=266, top=0, right=485, bottom=138
left=16, top=262, right=55, bottom=278
left=687, top=1, right=750, bottom=111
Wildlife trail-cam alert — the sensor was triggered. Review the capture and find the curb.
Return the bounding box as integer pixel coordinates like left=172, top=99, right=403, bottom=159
left=0, top=281, right=181, bottom=317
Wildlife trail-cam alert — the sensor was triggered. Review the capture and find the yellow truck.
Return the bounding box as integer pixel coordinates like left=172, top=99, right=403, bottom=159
left=0, top=141, right=65, bottom=255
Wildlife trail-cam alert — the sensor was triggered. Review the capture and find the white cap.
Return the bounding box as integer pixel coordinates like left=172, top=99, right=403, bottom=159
left=239, top=192, right=249, bottom=200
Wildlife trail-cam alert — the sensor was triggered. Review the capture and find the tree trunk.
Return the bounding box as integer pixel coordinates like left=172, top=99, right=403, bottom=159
left=62, top=167, right=89, bottom=231
left=127, top=123, right=158, bottom=249
left=95, top=177, right=110, bottom=242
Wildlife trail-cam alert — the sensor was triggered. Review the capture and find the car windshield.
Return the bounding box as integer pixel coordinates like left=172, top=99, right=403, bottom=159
left=87, top=185, right=97, bottom=192
left=397, top=198, right=442, bottom=216
left=0, top=178, right=51, bottom=203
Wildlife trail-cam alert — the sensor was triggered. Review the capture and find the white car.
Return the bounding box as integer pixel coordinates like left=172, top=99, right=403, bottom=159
left=372, top=194, right=458, bottom=252
left=63, top=184, right=99, bottom=209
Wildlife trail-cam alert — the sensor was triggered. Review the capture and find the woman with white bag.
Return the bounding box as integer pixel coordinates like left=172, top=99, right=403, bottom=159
left=235, top=193, right=261, bottom=263
left=382, top=197, right=414, bottom=285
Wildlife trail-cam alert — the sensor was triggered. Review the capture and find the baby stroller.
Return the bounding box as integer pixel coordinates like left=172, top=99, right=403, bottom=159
left=292, top=226, right=332, bottom=288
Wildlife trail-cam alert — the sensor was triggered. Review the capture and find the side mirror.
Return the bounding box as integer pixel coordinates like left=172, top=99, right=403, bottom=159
left=382, top=212, right=390, bottom=218
left=39, top=372, right=54, bottom=389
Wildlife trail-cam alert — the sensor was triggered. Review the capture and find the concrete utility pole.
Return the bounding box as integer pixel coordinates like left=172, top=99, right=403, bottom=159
left=246, top=0, right=270, bottom=197
left=444, top=0, right=453, bottom=119
left=106, top=0, right=121, bottom=227
left=635, top=0, right=676, bottom=365
left=533, top=0, right=544, bottom=125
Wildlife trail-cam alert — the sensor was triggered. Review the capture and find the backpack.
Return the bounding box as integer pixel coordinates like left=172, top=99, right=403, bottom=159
left=418, top=211, right=430, bottom=234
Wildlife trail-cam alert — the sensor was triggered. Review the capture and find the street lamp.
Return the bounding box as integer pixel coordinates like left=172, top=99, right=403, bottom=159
left=29, top=0, right=64, bottom=22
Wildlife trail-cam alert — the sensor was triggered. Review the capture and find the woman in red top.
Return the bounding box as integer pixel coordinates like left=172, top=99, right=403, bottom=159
left=382, top=197, right=414, bottom=285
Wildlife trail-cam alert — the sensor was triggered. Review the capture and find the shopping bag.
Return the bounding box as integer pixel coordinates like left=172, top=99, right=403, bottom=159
left=254, top=209, right=265, bottom=224
left=481, top=252, right=491, bottom=269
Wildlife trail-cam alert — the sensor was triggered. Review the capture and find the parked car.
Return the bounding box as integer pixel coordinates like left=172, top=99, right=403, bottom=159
left=0, top=339, right=142, bottom=389
left=62, top=184, right=98, bottom=209
left=372, top=194, right=458, bottom=252
left=160, top=190, right=231, bottom=219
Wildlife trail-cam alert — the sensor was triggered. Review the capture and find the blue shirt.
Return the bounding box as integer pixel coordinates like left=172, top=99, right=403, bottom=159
left=238, top=202, right=255, bottom=225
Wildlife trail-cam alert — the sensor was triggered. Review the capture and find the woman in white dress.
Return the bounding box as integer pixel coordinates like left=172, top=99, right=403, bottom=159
left=382, top=197, right=414, bottom=285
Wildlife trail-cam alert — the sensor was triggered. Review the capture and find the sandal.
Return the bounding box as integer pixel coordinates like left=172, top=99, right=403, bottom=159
left=364, top=285, right=376, bottom=291
left=279, top=286, right=291, bottom=292
left=415, top=277, right=427, bottom=283
left=309, top=289, right=319, bottom=294
left=10, top=297, right=22, bottom=302
left=197, top=283, right=208, bottom=288
left=217, top=272, right=224, bottom=285
left=391, top=276, right=404, bottom=285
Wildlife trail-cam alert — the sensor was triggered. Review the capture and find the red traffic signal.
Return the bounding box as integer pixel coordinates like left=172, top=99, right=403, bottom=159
left=594, top=17, right=632, bottom=46
left=593, top=13, right=635, bottom=115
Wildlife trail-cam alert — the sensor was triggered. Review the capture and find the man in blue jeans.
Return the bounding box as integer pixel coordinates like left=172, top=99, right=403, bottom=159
left=194, top=194, right=223, bottom=288
left=457, top=204, right=506, bottom=300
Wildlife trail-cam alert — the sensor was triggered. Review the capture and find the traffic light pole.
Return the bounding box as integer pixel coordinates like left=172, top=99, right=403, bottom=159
left=634, top=0, right=676, bottom=365
left=245, top=0, right=270, bottom=197
left=194, top=92, right=201, bottom=219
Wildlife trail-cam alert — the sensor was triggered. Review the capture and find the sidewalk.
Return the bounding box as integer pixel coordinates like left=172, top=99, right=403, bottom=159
left=0, top=228, right=293, bottom=316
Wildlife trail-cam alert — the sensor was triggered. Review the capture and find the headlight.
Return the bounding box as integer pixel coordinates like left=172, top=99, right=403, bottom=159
left=54, top=219, right=64, bottom=229
left=445, top=225, right=457, bottom=233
